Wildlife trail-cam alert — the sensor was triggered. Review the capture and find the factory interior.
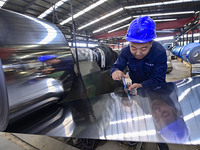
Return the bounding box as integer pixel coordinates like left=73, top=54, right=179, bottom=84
left=0, top=0, right=200, bottom=150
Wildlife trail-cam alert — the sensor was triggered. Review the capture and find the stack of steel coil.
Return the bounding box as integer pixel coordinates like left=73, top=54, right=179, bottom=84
left=171, top=43, right=200, bottom=64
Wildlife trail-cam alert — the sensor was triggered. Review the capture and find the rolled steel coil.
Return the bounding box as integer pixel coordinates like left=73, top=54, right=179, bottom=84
left=180, top=43, right=200, bottom=64
left=0, top=9, right=74, bottom=130
left=171, top=46, right=183, bottom=58
left=171, top=43, right=200, bottom=64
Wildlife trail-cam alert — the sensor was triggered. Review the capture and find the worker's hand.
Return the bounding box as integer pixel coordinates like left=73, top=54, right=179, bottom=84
left=112, top=70, right=128, bottom=81
left=41, top=68, right=55, bottom=74
left=128, top=83, right=142, bottom=91
left=124, top=83, right=131, bottom=94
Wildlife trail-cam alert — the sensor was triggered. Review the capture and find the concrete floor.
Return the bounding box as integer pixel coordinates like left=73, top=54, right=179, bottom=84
left=166, top=59, right=191, bottom=82
left=1, top=59, right=200, bottom=150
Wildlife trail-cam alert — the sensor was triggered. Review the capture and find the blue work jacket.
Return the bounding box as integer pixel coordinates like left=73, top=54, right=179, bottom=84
left=110, top=41, right=167, bottom=87
left=52, top=58, right=74, bottom=72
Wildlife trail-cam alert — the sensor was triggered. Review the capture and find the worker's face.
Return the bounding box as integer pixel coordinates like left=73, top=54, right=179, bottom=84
left=45, top=58, right=61, bottom=65
left=151, top=99, right=177, bottom=130
left=129, top=42, right=152, bottom=59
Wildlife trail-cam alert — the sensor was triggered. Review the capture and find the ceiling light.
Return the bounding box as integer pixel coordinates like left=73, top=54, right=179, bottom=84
left=60, top=0, right=107, bottom=25
left=131, top=11, right=194, bottom=19
left=38, top=0, right=69, bottom=19
left=0, top=0, right=8, bottom=8
left=185, top=33, right=200, bottom=37
left=108, top=24, right=130, bottom=33
left=154, top=19, right=177, bottom=22
left=93, top=17, right=131, bottom=33
left=79, top=7, right=181, bottom=31
left=156, top=30, right=174, bottom=33
left=155, top=36, right=174, bottom=41
left=96, top=10, right=194, bottom=34
left=125, top=2, right=162, bottom=9
left=125, top=0, right=194, bottom=9
left=163, top=0, right=194, bottom=5
left=78, top=8, right=123, bottom=30
left=140, top=11, right=195, bottom=17
left=107, top=19, right=178, bottom=33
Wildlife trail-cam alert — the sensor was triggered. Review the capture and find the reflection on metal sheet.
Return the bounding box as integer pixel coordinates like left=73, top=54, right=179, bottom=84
left=0, top=9, right=66, bottom=45
left=176, top=76, right=200, bottom=144
left=6, top=76, right=200, bottom=145
left=0, top=8, right=121, bottom=132
left=0, top=9, right=75, bottom=129
left=138, top=83, right=189, bottom=144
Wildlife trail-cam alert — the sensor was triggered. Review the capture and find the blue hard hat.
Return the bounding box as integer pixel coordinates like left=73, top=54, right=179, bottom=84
left=38, top=55, right=56, bottom=62
left=125, top=16, right=157, bottom=43
left=159, top=117, right=189, bottom=143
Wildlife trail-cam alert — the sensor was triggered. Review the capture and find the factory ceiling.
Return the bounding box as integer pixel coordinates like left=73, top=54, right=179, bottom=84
left=1, top=0, right=200, bottom=43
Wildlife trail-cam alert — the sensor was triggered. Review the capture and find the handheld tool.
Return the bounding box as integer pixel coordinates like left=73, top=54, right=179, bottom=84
left=121, top=76, right=132, bottom=104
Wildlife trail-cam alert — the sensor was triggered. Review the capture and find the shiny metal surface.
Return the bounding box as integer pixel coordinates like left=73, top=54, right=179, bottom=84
left=6, top=76, right=200, bottom=145
left=0, top=9, right=74, bottom=128
left=0, top=9, right=66, bottom=45
left=0, top=59, right=9, bottom=131
left=71, top=48, right=95, bottom=61
left=7, top=77, right=64, bottom=123
left=0, top=9, right=121, bottom=132
left=95, top=46, right=118, bottom=69
left=96, top=48, right=106, bottom=69
left=73, top=47, right=101, bottom=75
left=68, top=47, right=120, bottom=98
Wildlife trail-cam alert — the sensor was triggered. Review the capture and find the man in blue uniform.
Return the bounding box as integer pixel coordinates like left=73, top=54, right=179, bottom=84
left=111, top=16, right=167, bottom=91
left=111, top=16, right=169, bottom=150
left=38, top=55, right=74, bottom=74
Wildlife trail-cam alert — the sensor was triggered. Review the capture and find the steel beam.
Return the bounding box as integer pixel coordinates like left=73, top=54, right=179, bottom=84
left=92, top=17, right=195, bottom=40
left=20, top=0, right=37, bottom=14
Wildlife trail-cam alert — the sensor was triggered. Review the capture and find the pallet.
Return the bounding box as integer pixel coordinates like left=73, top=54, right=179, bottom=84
left=176, top=57, right=183, bottom=63
left=175, top=57, right=191, bottom=68
left=182, top=60, right=191, bottom=68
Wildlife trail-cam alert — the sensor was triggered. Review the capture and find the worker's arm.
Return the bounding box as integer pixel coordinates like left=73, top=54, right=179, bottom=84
left=110, top=50, right=129, bottom=81
left=141, top=52, right=167, bottom=87
left=128, top=83, right=142, bottom=91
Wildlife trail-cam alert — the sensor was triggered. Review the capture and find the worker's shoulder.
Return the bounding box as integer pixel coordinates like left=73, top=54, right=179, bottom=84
left=119, top=45, right=130, bottom=55
left=146, top=41, right=166, bottom=62
left=152, top=41, right=166, bottom=52
left=121, top=45, right=130, bottom=51
left=121, top=45, right=130, bottom=54
left=151, top=41, right=166, bottom=55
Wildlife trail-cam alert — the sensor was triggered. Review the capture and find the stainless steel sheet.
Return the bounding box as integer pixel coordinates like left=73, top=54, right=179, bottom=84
left=6, top=76, right=200, bottom=145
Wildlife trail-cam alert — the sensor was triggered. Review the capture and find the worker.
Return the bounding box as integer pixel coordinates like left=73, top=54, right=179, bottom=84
left=110, top=16, right=167, bottom=91
left=111, top=16, right=168, bottom=150
left=38, top=55, right=74, bottom=74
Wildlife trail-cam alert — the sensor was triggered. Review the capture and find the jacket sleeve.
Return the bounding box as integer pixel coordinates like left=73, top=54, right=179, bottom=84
left=141, top=51, right=167, bottom=87
left=110, top=50, right=128, bottom=76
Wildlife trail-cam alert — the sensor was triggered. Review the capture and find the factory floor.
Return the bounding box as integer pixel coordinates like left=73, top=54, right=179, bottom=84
left=1, top=59, right=200, bottom=150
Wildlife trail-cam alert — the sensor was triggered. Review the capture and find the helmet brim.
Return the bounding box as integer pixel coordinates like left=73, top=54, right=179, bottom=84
left=125, top=35, right=157, bottom=43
